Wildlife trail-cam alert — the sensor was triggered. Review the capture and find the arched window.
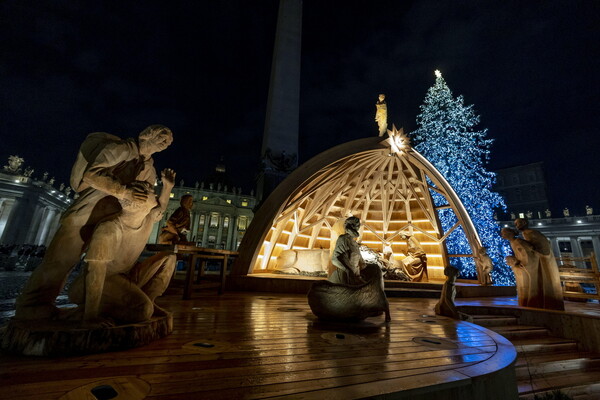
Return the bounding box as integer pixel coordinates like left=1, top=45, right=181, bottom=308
left=210, top=212, right=220, bottom=228
left=238, top=216, right=248, bottom=230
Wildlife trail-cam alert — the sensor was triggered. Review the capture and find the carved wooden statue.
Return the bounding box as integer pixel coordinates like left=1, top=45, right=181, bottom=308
left=474, top=246, right=493, bottom=286
left=68, top=172, right=176, bottom=326
left=329, top=216, right=365, bottom=285
left=308, top=264, right=391, bottom=322
left=15, top=125, right=174, bottom=322
left=434, top=266, right=459, bottom=319
left=308, top=216, right=390, bottom=322
left=402, top=235, right=428, bottom=282
left=159, top=194, right=193, bottom=244
left=514, top=218, right=564, bottom=310
left=375, top=94, right=388, bottom=136
left=501, top=228, right=540, bottom=307
left=434, top=266, right=471, bottom=320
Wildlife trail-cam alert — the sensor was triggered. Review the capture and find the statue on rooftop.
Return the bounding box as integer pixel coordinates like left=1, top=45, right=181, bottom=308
left=375, top=94, right=388, bottom=137
left=4, top=155, right=24, bottom=173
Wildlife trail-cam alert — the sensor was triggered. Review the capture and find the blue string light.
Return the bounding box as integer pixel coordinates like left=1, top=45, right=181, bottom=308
left=411, top=71, right=513, bottom=285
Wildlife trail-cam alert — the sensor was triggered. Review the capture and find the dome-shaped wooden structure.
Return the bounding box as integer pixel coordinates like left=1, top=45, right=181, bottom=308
left=232, top=129, right=482, bottom=280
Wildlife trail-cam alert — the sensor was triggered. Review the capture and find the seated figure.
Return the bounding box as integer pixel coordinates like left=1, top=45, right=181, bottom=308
left=309, top=264, right=391, bottom=322
left=309, top=216, right=390, bottom=322
left=402, top=235, right=428, bottom=282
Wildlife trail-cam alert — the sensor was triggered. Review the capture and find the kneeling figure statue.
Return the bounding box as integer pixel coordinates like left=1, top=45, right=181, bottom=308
left=308, top=217, right=391, bottom=322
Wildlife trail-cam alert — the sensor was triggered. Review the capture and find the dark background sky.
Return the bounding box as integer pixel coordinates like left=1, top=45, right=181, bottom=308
left=1, top=1, right=598, bottom=216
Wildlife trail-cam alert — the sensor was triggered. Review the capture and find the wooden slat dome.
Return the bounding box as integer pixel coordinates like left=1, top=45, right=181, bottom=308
left=232, top=129, right=482, bottom=280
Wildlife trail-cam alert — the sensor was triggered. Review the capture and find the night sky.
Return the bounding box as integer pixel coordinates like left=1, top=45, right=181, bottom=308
left=1, top=1, right=598, bottom=215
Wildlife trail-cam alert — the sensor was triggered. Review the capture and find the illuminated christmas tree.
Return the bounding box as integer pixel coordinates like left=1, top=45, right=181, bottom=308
left=411, top=70, right=512, bottom=285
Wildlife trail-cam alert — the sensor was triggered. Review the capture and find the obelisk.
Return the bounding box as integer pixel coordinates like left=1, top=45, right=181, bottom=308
left=257, top=0, right=302, bottom=202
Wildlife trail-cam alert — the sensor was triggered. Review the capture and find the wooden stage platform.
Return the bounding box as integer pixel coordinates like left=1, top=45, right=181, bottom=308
left=228, top=273, right=517, bottom=299
left=0, top=292, right=518, bottom=400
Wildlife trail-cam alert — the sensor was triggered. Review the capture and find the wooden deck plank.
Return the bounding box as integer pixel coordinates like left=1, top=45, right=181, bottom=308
left=0, top=292, right=515, bottom=400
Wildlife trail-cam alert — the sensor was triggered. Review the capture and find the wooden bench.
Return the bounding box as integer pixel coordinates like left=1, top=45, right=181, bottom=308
left=145, top=244, right=238, bottom=299
left=558, top=253, right=599, bottom=301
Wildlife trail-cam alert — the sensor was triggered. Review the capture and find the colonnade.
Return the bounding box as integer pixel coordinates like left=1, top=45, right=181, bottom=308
left=0, top=197, right=62, bottom=246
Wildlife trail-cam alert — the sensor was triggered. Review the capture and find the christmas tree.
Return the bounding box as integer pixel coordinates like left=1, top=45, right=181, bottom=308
left=411, top=70, right=512, bottom=285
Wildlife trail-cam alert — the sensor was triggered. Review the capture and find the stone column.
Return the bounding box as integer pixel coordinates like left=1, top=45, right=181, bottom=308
left=44, top=210, right=62, bottom=246
left=226, top=215, right=234, bottom=251
left=1, top=196, right=36, bottom=245
left=216, top=215, right=224, bottom=248
left=550, top=237, right=561, bottom=259
left=231, top=216, right=238, bottom=251
left=34, top=208, right=51, bottom=245
left=35, top=207, right=53, bottom=244
left=25, top=205, right=45, bottom=244
left=0, top=199, right=16, bottom=244
left=190, top=211, right=199, bottom=242
left=570, top=238, right=582, bottom=258
left=201, top=213, right=210, bottom=246
left=591, top=236, right=600, bottom=269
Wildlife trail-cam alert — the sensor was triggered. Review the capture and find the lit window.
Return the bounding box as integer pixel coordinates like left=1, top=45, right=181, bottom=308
left=199, top=215, right=205, bottom=226
left=169, top=193, right=174, bottom=198
left=224, top=217, right=229, bottom=228
left=238, top=216, right=248, bottom=230
left=202, top=196, right=208, bottom=201
left=241, top=201, right=248, bottom=207
left=210, top=212, right=220, bottom=227
left=226, top=199, right=232, bottom=204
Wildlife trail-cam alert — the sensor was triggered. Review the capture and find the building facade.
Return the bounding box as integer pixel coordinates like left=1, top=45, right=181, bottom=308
left=148, top=184, right=256, bottom=251
left=0, top=156, right=72, bottom=246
